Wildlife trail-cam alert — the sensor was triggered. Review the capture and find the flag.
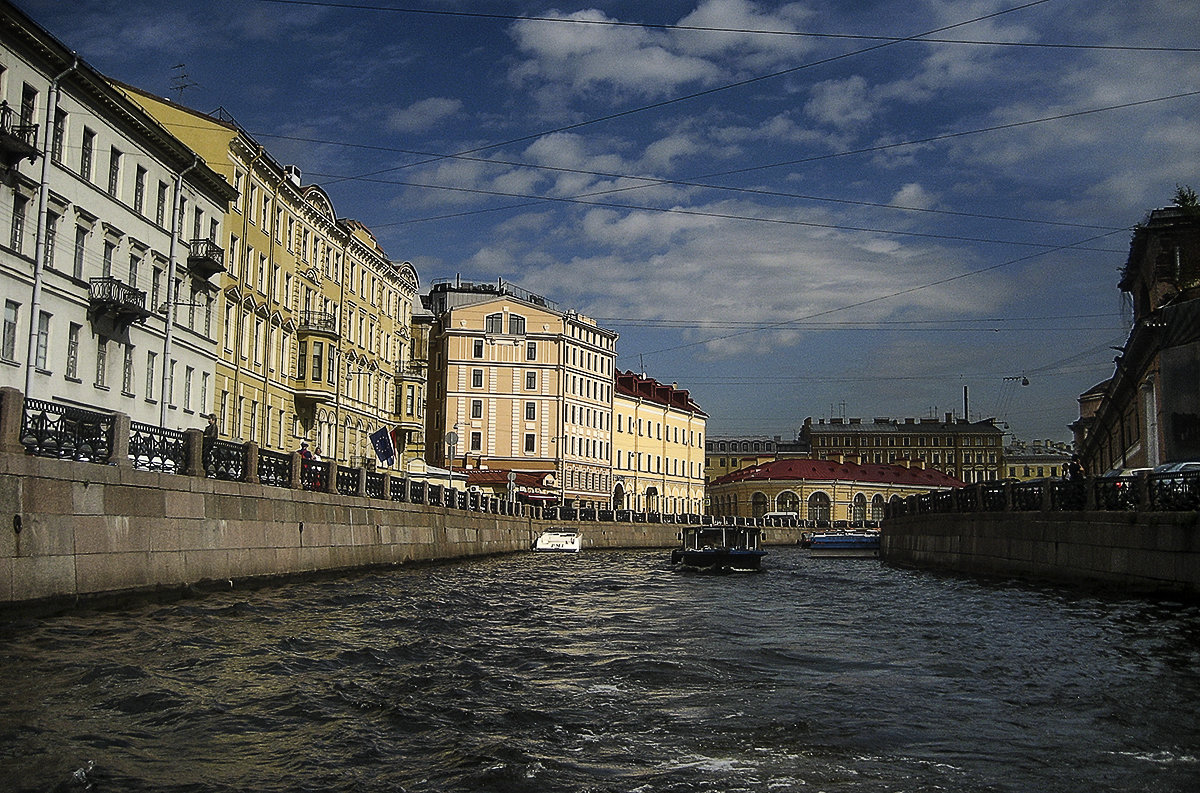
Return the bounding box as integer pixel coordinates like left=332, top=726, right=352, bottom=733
left=370, top=426, right=395, bottom=464
left=390, top=426, right=405, bottom=455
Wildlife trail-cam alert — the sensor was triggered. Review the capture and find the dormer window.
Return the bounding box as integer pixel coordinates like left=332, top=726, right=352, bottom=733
left=485, top=313, right=503, bottom=334
left=509, top=314, right=526, bottom=335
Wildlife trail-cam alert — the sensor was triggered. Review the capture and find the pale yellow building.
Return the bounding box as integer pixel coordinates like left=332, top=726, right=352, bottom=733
left=117, top=86, right=423, bottom=470
left=422, top=277, right=617, bottom=507
left=612, top=370, right=707, bottom=514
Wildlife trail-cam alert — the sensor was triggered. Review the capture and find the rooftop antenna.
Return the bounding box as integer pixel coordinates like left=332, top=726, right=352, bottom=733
left=170, top=63, right=198, bottom=101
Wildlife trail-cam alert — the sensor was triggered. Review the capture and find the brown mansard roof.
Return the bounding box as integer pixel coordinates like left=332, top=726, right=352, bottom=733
left=711, top=457, right=964, bottom=488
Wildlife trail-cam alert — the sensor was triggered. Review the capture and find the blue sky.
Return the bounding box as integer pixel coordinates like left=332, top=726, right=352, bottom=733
left=24, top=0, right=1200, bottom=443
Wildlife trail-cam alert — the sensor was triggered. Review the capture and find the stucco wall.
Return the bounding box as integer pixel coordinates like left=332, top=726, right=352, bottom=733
left=883, top=511, right=1200, bottom=596
left=0, top=451, right=680, bottom=609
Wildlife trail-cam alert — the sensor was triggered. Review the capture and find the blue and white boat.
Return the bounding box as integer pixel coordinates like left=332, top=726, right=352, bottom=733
left=808, top=528, right=880, bottom=558
left=671, top=525, right=767, bottom=572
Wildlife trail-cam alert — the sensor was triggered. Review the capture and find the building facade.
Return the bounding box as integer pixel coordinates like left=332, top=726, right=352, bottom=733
left=0, top=4, right=234, bottom=430
left=1003, top=439, right=1072, bottom=480
left=422, top=277, right=618, bottom=507
left=612, top=370, right=707, bottom=514
left=708, top=457, right=963, bottom=523
left=800, top=414, right=1005, bottom=483
left=703, top=434, right=794, bottom=484
left=1072, top=204, right=1200, bottom=475
left=115, top=87, right=423, bottom=471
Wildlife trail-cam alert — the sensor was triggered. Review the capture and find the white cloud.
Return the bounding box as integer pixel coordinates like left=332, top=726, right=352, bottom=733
left=804, top=75, right=875, bottom=130
left=387, top=97, right=463, bottom=133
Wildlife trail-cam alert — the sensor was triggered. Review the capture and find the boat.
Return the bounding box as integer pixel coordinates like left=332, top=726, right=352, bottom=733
left=533, top=529, right=582, bottom=552
left=671, top=525, right=767, bottom=572
left=808, top=528, right=881, bottom=558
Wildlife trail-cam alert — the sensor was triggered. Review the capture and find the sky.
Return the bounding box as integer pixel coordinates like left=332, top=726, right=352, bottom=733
left=22, top=0, right=1200, bottom=443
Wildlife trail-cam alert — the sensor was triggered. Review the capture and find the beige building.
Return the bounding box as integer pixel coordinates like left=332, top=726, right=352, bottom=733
left=709, top=457, right=963, bottom=523
left=800, top=414, right=1005, bottom=483
left=114, top=87, right=423, bottom=471
left=422, top=277, right=617, bottom=507
left=1004, top=439, right=1072, bottom=480
left=612, top=370, right=707, bottom=514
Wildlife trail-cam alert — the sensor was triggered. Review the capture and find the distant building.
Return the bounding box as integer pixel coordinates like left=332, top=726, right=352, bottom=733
left=613, top=369, right=707, bottom=514
left=1003, top=439, right=1073, bottom=480
left=422, top=276, right=618, bottom=508
left=704, top=435, right=789, bottom=484
left=800, top=414, right=1005, bottom=483
left=1072, top=204, right=1200, bottom=474
left=0, top=4, right=235, bottom=429
left=708, top=457, right=963, bottom=522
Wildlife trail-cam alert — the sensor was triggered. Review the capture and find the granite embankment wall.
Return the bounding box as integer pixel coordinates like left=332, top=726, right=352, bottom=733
left=0, top=450, right=678, bottom=609
left=883, top=511, right=1200, bottom=596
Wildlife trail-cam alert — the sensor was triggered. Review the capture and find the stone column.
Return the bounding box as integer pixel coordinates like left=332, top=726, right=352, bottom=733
left=111, top=412, right=132, bottom=469
left=245, top=442, right=259, bottom=484
left=356, top=466, right=367, bottom=497
left=0, top=386, right=25, bottom=455
left=290, top=451, right=303, bottom=490
left=184, top=427, right=205, bottom=477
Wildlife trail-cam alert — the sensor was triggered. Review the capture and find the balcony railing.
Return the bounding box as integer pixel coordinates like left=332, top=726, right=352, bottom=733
left=0, top=101, right=38, bottom=168
left=88, top=276, right=151, bottom=326
left=187, top=238, right=225, bottom=279
left=297, top=311, right=337, bottom=338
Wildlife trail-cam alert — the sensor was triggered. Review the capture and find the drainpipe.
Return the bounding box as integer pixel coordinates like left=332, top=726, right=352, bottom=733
left=161, top=155, right=200, bottom=427
left=332, top=235, right=350, bottom=465
left=25, top=54, right=79, bottom=399
left=239, top=145, right=264, bottom=443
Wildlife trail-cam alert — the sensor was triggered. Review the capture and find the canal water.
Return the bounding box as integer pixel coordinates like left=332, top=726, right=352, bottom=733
left=1, top=548, right=1198, bottom=792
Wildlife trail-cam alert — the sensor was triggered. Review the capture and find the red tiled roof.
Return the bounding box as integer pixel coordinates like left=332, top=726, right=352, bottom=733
left=614, top=369, right=707, bottom=416
left=711, top=457, right=964, bottom=488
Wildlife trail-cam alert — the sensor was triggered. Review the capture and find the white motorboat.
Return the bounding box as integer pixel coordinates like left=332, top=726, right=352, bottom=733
left=533, top=529, right=582, bottom=552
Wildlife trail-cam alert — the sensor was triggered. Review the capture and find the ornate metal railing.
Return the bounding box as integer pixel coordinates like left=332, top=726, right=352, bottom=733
left=205, top=439, right=245, bottom=481
left=1011, top=482, right=1043, bottom=511
left=409, top=479, right=425, bottom=504
left=21, top=399, right=113, bottom=463
left=128, top=421, right=186, bottom=473
left=981, top=482, right=1007, bottom=512
left=389, top=476, right=407, bottom=502
left=365, top=471, right=385, bottom=499
left=258, top=449, right=292, bottom=488
left=1094, top=476, right=1138, bottom=511
left=301, top=459, right=328, bottom=491
left=1148, top=471, right=1200, bottom=511
left=1049, top=480, right=1086, bottom=511
left=336, top=464, right=358, bottom=496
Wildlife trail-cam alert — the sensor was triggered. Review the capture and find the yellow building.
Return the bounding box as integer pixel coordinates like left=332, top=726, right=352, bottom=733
left=422, top=277, right=617, bottom=507
left=612, top=370, right=707, bottom=514
left=117, top=86, right=423, bottom=470
left=708, top=457, right=963, bottom=524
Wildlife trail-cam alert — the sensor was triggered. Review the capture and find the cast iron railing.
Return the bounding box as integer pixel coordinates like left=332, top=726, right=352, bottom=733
left=205, top=438, right=245, bottom=481
left=129, top=421, right=186, bottom=473
left=258, top=449, right=292, bottom=488
left=21, top=399, right=113, bottom=463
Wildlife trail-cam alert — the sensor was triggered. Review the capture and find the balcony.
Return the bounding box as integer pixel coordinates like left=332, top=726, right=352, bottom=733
left=187, top=238, right=225, bottom=279
left=294, top=374, right=335, bottom=404
left=0, top=102, right=38, bottom=170
left=88, top=276, right=152, bottom=327
left=297, top=310, right=338, bottom=340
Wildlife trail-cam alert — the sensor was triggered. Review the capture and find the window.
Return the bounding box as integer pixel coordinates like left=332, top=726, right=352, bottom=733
left=9, top=193, right=27, bottom=253
left=168, top=359, right=176, bottom=406
left=297, top=341, right=307, bottom=379
left=509, top=314, right=526, bottom=335
left=122, top=344, right=134, bottom=394
left=80, top=128, right=95, bottom=180
left=470, top=431, right=482, bottom=451
left=525, top=433, right=536, bottom=453
left=61, top=323, right=80, bottom=380
left=133, top=166, right=146, bottom=215
left=2, top=301, right=18, bottom=361
left=471, top=399, right=483, bottom=419
left=485, top=313, right=503, bottom=334
left=473, top=338, right=484, bottom=358
left=526, top=341, right=536, bottom=360
left=107, top=147, right=122, bottom=196
left=51, top=108, right=66, bottom=163
left=201, top=372, right=210, bottom=415
left=45, top=213, right=58, bottom=267
left=525, top=401, right=536, bottom=421
left=406, top=385, right=415, bottom=415
left=34, top=311, right=50, bottom=370
left=311, top=341, right=323, bottom=383
left=73, top=227, right=86, bottom=279
left=525, top=371, right=536, bottom=390
left=20, top=83, right=36, bottom=128
left=156, top=181, right=168, bottom=227
left=471, top=369, right=483, bottom=388
left=101, top=241, right=114, bottom=277
left=94, top=337, right=108, bottom=388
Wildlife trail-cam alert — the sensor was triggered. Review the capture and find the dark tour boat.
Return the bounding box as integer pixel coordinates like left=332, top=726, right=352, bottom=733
left=671, top=525, right=767, bottom=572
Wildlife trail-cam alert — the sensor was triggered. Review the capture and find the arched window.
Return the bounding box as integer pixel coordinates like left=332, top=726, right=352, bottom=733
left=777, top=490, right=799, bottom=514
left=485, top=313, right=503, bottom=334
left=509, top=314, right=526, bottom=335
left=751, top=491, right=768, bottom=517
left=871, top=494, right=886, bottom=521
left=852, top=493, right=867, bottom=524
left=808, top=492, right=831, bottom=523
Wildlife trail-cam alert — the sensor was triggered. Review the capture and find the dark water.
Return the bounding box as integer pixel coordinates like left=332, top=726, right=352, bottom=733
left=2, top=548, right=1199, bottom=792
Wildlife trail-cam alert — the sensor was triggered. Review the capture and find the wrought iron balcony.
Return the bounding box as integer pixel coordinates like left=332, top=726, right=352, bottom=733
left=187, top=238, right=225, bottom=279
left=297, top=310, right=338, bottom=339
left=0, top=102, right=38, bottom=169
left=88, top=276, right=151, bottom=326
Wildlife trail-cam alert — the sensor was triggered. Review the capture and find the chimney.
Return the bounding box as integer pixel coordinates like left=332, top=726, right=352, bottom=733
left=945, top=412, right=953, bottom=423
left=285, top=164, right=302, bottom=186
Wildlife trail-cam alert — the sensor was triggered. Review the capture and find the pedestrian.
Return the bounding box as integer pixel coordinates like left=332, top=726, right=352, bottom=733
left=312, top=446, right=323, bottom=462
left=299, top=440, right=312, bottom=460
left=1067, top=455, right=1085, bottom=481
left=202, top=414, right=218, bottom=471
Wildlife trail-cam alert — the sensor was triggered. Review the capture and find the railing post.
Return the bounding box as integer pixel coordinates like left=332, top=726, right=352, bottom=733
left=290, top=452, right=303, bottom=490
left=1084, top=476, right=1097, bottom=510
left=357, top=466, right=367, bottom=497
left=0, top=386, right=25, bottom=455
left=184, top=428, right=205, bottom=476
left=1039, top=480, right=1053, bottom=511
left=1135, top=471, right=1151, bottom=512
left=111, top=411, right=132, bottom=469
left=1003, top=481, right=1014, bottom=512
left=245, top=442, right=260, bottom=484
left=381, top=472, right=391, bottom=500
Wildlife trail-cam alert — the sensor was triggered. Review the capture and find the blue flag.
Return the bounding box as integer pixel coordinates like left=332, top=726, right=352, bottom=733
left=370, top=426, right=395, bottom=464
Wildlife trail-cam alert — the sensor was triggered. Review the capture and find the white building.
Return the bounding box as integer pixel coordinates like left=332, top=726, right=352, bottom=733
left=0, top=3, right=235, bottom=429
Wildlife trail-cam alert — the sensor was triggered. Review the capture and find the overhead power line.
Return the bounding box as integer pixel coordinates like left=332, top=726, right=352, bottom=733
left=253, top=0, right=1200, bottom=53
